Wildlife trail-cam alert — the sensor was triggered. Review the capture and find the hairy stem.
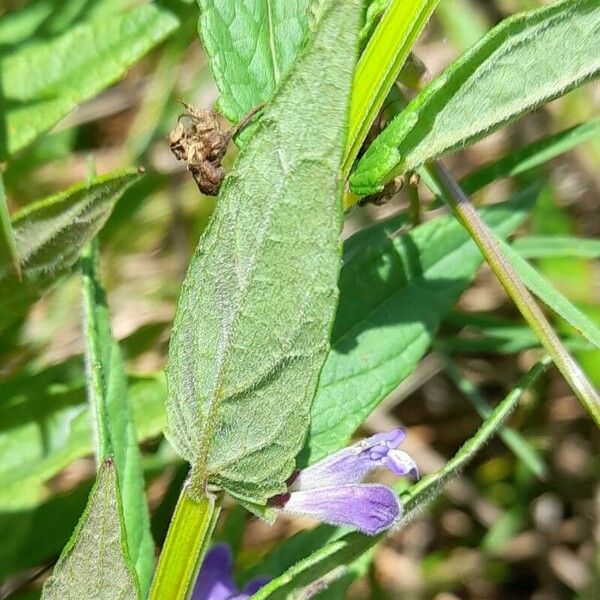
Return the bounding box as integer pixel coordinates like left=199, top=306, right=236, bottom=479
left=429, top=161, right=600, bottom=425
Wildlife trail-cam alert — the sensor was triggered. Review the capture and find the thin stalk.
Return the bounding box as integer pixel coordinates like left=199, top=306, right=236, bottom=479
left=404, top=355, right=553, bottom=512
left=429, top=161, right=600, bottom=426
left=440, top=352, right=547, bottom=479
left=149, top=485, right=221, bottom=600
left=250, top=356, right=552, bottom=599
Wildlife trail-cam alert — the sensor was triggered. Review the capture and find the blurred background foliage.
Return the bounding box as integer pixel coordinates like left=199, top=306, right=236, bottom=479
left=0, top=0, right=598, bottom=598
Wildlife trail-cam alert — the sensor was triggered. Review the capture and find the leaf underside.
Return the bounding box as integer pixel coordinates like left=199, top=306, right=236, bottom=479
left=166, top=0, right=362, bottom=505
left=0, top=170, right=142, bottom=333
left=41, top=461, right=140, bottom=600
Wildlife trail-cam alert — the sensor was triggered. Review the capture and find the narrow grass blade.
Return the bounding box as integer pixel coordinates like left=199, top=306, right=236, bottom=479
left=461, top=118, right=600, bottom=194
left=495, top=235, right=600, bottom=351
left=512, top=235, right=600, bottom=260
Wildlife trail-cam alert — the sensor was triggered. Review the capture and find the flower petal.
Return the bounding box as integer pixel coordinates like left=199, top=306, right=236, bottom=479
left=278, top=484, right=401, bottom=535
left=384, top=449, right=419, bottom=477
left=242, top=577, right=270, bottom=596
left=292, top=428, right=408, bottom=490
left=191, top=544, right=238, bottom=600
left=224, top=576, right=271, bottom=600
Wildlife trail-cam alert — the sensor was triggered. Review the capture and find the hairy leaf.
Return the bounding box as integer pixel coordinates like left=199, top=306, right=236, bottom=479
left=251, top=357, right=551, bottom=599
left=302, top=189, right=536, bottom=465
left=42, top=460, right=140, bottom=600
left=197, top=0, right=311, bottom=123
left=80, top=243, right=154, bottom=596
left=0, top=4, right=179, bottom=157
left=166, top=0, right=362, bottom=504
left=0, top=169, right=142, bottom=332
left=351, top=0, right=600, bottom=195
left=440, top=311, right=590, bottom=355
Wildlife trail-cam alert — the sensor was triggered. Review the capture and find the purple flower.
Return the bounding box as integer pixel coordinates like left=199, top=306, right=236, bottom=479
left=191, top=544, right=268, bottom=600
left=270, top=428, right=417, bottom=536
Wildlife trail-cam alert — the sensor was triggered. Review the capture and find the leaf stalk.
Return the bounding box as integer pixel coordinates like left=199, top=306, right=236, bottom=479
left=149, top=485, right=221, bottom=600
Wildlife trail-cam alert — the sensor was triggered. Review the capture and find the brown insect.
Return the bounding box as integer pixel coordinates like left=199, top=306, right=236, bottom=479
left=169, top=102, right=262, bottom=196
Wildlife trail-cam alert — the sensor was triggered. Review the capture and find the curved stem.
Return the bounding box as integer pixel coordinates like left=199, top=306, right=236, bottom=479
left=149, top=484, right=221, bottom=600
left=429, top=161, right=600, bottom=425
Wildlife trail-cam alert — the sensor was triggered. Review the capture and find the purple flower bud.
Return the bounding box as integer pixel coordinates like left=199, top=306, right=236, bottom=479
left=192, top=544, right=268, bottom=600
left=291, top=428, right=417, bottom=491
left=277, top=483, right=401, bottom=535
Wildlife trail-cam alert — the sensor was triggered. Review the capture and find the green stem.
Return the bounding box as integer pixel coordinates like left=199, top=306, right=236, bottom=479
left=428, top=161, right=600, bottom=426
left=149, top=485, right=221, bottom=600
left=439, top=352, right=547, bottom=479
left=342, top=0, right=440, bottom=177
left=403, top=355, right=552, bottom=512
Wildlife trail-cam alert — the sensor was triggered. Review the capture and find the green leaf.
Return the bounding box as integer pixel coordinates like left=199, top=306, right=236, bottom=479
left=0, top=367, right=166, bottom=510
left=166, top=0, right=362, bottom=505
left=302, top=188, right=536, bottom=465
left=496, top=235, right=600, bottom=351
left=351, top=0, right=600, bottom=196
left=80, top=242, right=154, bottom=596
left=197, top=0, right=311, bottom=123
left=513, top=235, right=600, bottom=260
left=42, top=460, right=141, bottom=600
left=250, top=357, right=551, bottom=600
left=460, top=118, right=600, bottom=194
left=0, top=3, right=179, bottom=158
left=0, top=0, right=135, bottom=47
left=0, top=169, right=142, bottom=333
left=0, top=171, right=20, bottom=278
